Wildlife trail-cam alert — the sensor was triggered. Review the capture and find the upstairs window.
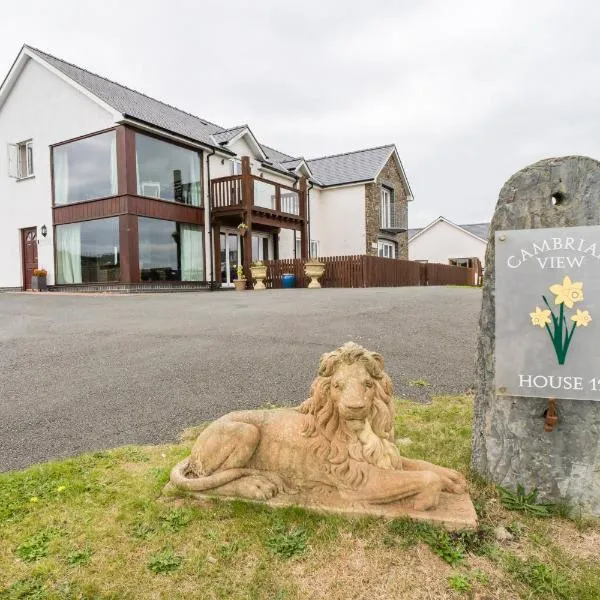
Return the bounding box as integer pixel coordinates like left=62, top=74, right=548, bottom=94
left=380, top=186, right=393, bottom=228
left=231, top=159, right=242, bottom=175
left=53, top=131, right=117, bottom=205
left=8, top=140, right=34, bottom=179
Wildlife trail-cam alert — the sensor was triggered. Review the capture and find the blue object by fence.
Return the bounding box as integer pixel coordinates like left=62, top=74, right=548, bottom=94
left=281, top=273, right=296, bottom=289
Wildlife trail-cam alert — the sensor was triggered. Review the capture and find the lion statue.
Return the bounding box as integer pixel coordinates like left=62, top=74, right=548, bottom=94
left=170, top=342, right=466, bottom=511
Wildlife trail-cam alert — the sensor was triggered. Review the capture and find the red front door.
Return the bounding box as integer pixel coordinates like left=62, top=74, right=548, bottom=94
left=22, top=227, right=38, bottom=290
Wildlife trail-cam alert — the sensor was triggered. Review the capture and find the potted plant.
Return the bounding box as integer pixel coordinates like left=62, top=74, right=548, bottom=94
left=237, top=222, right=248, bottom=237
left=304, top=259, right=325, bottom=289
left=233, top=264, right=247, bottom=291
left=250, top=260, right=268, bottom=291
left=31, top=268, right=48, bottom=292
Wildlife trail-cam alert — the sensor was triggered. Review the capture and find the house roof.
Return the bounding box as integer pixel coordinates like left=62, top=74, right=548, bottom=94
left=306, top=145, right=395, bottom=187
left=408, top=217, right=490, bottom=243
left=6, top=45, right=413, bottom=193
left=24, top=46, right=228, bottom=149
left=210, top=125, right=247, bottom=145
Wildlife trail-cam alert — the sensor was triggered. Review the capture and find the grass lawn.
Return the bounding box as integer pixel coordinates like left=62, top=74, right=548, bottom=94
left=1, top=396, right=599, bottom=599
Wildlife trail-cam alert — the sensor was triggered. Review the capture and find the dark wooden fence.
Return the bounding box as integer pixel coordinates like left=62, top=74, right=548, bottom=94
left=264, top=255, right=476, bottom=289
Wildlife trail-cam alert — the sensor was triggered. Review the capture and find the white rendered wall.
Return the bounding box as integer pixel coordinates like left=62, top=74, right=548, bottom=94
left=0, top=58, right=116, bottom=287
left=408, top=220, right=487, bottom=264
left=309, top=184, right=366, bottom=257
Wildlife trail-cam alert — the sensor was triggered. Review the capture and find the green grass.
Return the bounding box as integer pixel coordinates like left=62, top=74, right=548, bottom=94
left=1, top=396, right=599, bottom=600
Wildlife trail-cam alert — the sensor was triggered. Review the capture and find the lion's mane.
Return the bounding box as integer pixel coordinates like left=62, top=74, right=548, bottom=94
left=297, top=342, right=402, bottom=488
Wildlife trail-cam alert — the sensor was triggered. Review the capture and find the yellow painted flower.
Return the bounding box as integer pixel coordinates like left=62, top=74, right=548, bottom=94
left=530, top=306, right=552, bottom=328
left=572, top=309, right=592, bottom=327
left=549, top=275, right=584, bottom=308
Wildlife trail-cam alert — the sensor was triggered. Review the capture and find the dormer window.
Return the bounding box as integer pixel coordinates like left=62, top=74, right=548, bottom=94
left=8, top=139, right=34, bottom=179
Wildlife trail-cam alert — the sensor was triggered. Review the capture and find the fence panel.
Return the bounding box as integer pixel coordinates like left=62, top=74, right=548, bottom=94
left=263, top=255, right=475, bottom=289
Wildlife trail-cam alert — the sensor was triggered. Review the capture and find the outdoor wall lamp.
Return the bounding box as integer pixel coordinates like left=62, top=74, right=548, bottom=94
left=40, top=224, right=47, bottom=237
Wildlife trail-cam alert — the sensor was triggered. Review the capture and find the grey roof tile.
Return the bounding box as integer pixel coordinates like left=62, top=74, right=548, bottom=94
left=460, top=222, right=490, bottom=241
left=26, top=46, right=225, bottom=147
left=261, top=144, right=295, bottom=164
left=211, top=125, right=247, bottom=145
left=408, top=220, right=490, bottom=241
left=306, top=145, right=395, bottom=187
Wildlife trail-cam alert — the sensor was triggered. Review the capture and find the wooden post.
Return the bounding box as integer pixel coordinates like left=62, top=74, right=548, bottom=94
left=241, top=156, right=253, bottom=281
left=116, top=125, right=137, bottom=195
left=273, top=228, right=280, bottom=260
left=119, top=214, right=139, bottom=283
left=299, top=176, right=308, bottom=259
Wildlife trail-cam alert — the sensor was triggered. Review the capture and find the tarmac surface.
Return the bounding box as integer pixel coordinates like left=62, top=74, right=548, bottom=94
left=0, top=287, right=481, bottom=472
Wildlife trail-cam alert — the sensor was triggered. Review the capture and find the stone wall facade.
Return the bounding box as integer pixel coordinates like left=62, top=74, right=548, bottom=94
left=364, top=155, right=409, bottom=259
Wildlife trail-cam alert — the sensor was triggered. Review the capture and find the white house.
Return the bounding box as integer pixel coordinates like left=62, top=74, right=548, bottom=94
left=0, top=45, right=414, bottom=291
left=408, top=217, right=489, bottom=269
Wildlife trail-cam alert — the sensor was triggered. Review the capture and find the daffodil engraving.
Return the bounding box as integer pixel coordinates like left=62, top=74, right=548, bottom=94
left=530, top=275, right=592, bottom=365
left=571, top=309, right=592, bottom=327
left=549, top=275, right=584, bottom=308
left=530, top=307, right=552, bottom=328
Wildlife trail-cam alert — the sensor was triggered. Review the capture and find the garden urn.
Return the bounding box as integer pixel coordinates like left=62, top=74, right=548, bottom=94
left=250, top=263, right=268, bottom=291
left=304, top=260, right=325, bottom=288
left=234, top=278, right=247, bottom=291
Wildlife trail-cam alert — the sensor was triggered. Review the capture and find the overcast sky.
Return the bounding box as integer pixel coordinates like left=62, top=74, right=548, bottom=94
left=2, top=0, right=600, bottom=227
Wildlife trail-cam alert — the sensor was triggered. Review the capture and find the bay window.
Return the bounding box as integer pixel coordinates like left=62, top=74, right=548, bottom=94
left=135, top=134, right=202, bottom=206
left=53, top=131, right=117, bottom=204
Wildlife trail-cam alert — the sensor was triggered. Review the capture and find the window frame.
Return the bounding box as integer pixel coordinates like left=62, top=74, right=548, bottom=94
left=231, top=159, right=242, bottom=175
left=310, top=240, right=319, bottom=258
left=380, top=186, right=393, bottom=229
left=8, top=139, right=34, bottom=180
left=377, top=239, right=396, bottom=259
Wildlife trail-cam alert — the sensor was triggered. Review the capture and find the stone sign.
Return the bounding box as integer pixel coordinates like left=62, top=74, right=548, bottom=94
left=472, top=155, right=600, bottom=516
left=496, top=225, right=600, bottom=401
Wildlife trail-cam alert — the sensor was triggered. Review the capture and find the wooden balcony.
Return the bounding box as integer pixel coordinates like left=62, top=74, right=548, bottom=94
left=210, top=158, right=306, bottom=230
left=210, top=156, right=309, bottom=282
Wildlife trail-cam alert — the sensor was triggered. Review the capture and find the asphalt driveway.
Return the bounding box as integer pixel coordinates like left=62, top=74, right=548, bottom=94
left=0, top=287, right=481, bottom=472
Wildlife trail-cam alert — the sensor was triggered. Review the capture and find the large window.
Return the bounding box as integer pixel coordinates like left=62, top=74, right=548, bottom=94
left=136, top=134, right=202, bottom=206
left=138, top=217, right=204, bottom=281
left=53, top=131, right=117, bottom=205
left=56, top=217, right=120, bottom=283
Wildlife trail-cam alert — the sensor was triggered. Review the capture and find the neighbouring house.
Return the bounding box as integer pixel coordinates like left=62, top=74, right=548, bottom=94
left=0, top=45, right=414, bottom=291
left=408, top=216, right=489, bottom=269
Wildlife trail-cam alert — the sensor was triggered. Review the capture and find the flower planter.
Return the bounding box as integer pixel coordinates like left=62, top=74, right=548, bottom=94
left=250, top=264, right=268, bottom=291
left=304, top=260, right=325, bottom=289
left=31, top=275, right=47, bottom=292
left=234, top=279, right=247, bottom=291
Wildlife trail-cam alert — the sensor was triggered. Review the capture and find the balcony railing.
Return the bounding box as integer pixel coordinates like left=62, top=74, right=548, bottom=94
left=380, top=201, right=408, bottom=231
left=211, top=174, right=302, bottom=217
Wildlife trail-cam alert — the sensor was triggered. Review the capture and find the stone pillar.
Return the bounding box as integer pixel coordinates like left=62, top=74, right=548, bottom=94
left=472, top=156, right=600, bottom=516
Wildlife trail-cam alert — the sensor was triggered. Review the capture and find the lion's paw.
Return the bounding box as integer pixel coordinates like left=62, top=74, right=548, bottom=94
left=236, top=475, right=279, bottom=501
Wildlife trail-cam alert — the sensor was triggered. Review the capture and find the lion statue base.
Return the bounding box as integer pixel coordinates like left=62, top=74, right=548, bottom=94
left=168, top=342, right=477, bottom=529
